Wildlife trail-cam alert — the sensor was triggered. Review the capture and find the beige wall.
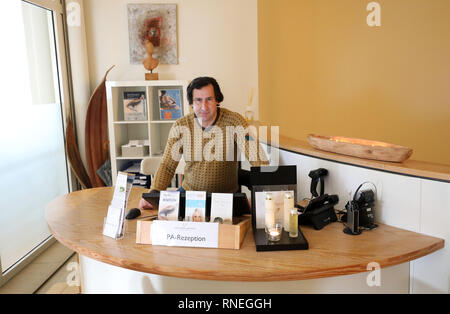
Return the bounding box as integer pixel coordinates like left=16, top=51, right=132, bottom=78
left=258, top=0, right=450, bottom=165
left=82, top=0, right=259, bottom=118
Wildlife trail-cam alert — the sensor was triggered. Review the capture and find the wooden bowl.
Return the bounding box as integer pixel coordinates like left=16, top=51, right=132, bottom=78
left=307, top=134, right=413, bottom=163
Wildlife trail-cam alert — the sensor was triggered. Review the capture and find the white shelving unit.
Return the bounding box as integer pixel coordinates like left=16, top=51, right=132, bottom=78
left=106, top=80, right=190, bottom=184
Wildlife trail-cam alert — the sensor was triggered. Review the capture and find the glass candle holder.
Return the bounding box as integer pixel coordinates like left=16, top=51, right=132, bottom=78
left=266, top=223, right=282, bottom=242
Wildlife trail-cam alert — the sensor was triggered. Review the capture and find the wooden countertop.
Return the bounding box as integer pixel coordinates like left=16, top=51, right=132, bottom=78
left=249, top=121, right=450, bottom=182
left=46, top=187, right=444, bottom=282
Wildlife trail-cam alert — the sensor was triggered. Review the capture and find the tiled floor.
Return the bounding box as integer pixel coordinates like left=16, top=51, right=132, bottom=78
left=35, top=254, right=80, bottom=294
left=0, top=241, right=79, bottom=294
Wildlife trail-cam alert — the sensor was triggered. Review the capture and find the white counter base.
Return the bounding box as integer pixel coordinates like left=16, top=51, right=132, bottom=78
left=79, top=254, right=409, bottom=294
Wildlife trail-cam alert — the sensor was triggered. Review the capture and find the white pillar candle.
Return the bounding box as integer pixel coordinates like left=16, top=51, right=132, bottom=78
left=284, top=192, right=294, bottom=232
left=265, top=193, right=275, bottom=232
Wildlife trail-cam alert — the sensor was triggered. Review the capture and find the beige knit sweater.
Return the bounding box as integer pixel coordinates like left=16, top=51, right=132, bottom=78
left=150, top=108, right=269, bottom=193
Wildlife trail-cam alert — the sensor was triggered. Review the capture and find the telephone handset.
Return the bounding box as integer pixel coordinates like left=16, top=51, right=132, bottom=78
left=296, top=194, right=339, bottom=230
left=299, top=193, right=339, bottom=214
left=308, top=168, right=328, bottom=197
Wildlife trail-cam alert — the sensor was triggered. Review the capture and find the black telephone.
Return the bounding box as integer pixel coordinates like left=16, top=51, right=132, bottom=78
left=300, top=194, right=338, bottom=213
left=308, top=168, right=328, bottom=197
left=296, top=194, right=339, bottom=230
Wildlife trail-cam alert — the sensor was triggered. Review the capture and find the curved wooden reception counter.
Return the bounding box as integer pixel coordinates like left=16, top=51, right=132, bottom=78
left=45, top=121, right=450, bottom=293
left=46, top=187, right=444, bottom=293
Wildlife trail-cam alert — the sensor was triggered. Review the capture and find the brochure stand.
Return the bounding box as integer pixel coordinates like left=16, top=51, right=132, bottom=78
left=102, top=172, right=135, bottom=240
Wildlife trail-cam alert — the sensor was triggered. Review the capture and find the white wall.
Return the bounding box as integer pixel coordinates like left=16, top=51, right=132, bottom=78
left=66, top=0, right=258, bottom=174
left=80, top=254, right=410, bottom=293
left=82, top=0, right=259, bottom=117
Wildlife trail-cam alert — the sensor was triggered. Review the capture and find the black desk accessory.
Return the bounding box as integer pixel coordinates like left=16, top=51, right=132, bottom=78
left=142, top=191, right=251, bottom=221
left=249, top=165, right=309, bottom=252
left=297, top=194, right=339, bottom=230
left=342, top=181, right=378, bottom=235
left=253, top=228, right=308, bottom=252
left=308, top=168, right=328, bottom=197
left=125, top=208, right=141, bottom=220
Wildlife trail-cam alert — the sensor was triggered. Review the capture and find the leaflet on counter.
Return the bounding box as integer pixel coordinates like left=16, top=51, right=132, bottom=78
left=103, top=172, right=135, bottom=239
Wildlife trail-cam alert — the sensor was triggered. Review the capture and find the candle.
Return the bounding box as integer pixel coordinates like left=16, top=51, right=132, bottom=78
left=289, top=209, right=298, bottom=238
left=267, top=223, right=282, bottom=242
left=284, top=192, right=294, bottom=232
left=265, top=193, right=275, bottom=232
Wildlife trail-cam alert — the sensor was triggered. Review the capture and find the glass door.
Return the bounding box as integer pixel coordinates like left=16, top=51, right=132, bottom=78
left=0, top=0, right=73, bottom=285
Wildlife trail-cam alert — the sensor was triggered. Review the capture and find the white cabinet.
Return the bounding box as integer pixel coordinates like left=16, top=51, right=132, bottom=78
left=106, top=80, right=190, bottom=184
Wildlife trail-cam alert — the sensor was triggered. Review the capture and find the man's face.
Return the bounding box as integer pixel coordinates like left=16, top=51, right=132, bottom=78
left=192, top=84, right=218, bottom=127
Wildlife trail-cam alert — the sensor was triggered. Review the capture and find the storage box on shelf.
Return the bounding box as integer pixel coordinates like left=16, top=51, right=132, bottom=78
left=121, top=144, right=149, bottom=157
left=106, top=80, right=190, bottom=185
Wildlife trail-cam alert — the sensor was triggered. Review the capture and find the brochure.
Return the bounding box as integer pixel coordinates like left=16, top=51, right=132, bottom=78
left=158, top=190, right=180, bottom=221
left=210, top=193, right=233, bottom=224
left=103, top=172, right=135, bottom=239
left=185, top=191, right=207, bottom=222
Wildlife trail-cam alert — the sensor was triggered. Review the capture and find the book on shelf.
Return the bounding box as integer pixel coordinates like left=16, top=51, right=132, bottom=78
left=158, top=89, right=182, bottom=120
left=123, top=91, right=147, bottom=121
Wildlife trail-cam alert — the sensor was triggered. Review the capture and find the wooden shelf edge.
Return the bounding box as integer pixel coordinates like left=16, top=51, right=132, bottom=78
left=249, top=121, right=450, bottom=182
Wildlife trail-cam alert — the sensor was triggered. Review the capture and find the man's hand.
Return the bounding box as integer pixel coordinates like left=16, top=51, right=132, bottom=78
left=139, top=198, right=154, bottom=210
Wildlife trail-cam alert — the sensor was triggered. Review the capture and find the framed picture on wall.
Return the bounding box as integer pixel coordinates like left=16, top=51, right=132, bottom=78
left=127, top=3, right=178, bottom=65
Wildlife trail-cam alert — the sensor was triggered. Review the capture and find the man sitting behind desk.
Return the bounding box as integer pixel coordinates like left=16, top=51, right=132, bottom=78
left=139, top=76, right=269, bottom=209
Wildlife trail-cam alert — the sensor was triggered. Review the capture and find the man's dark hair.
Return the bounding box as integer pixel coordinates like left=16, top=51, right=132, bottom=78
left=187, top=76, right=224, bottom=105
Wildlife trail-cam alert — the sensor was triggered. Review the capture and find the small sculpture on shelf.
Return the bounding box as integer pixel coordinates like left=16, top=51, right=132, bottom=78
left=143, top=40, right=159, bottom=80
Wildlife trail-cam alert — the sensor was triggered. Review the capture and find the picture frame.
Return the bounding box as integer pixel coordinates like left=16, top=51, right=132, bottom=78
left=155, top=87, right=183, bottom=120
left=127, top=3, right=178, bottom=65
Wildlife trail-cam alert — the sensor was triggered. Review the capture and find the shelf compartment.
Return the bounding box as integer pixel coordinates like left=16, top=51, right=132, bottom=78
left=150, top=122, right=174, bottom=156
left=147, top=85, right=185, bottom=122
left=109, top=86, right=148, bottom=122
left=113, top=123, right=149, bottom=158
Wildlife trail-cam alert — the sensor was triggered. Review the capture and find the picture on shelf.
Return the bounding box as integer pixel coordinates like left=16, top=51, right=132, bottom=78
left=158, top=88, right=182, bottom=120
left=123, top=91, right=147, bottom=121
